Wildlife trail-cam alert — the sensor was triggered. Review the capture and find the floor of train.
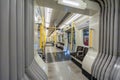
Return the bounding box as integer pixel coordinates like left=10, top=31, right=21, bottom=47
left=45, top=45, right=88, bottom=80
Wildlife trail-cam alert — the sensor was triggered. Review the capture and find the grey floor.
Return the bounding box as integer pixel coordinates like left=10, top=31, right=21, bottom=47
left=45, top=46, right=88, bottom=80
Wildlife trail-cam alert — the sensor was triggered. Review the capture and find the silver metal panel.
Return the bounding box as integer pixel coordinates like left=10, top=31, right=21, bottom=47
left=96, top=0, right=108, bottom=79
left=98, top=0, right=111, bottom=79
left=9, top=0, right=17, bottom=79
left=16, top=0, right=25, bottom=79
left=0, top=0, right=10, bottom=80
left=114, top=58, right=120, bottom=80
left=92, top=0, right=105, bottom=78
left=91, top=0, right=104, bottom=78
left=92, top=0, right=120, bottom=80
left=110, top=1, right=120, bottom=80
left=104, top=0, right=119, bottom=80
left=25, top=0, right=34, bottom=68
left=26, top=59, right=48, bottom=80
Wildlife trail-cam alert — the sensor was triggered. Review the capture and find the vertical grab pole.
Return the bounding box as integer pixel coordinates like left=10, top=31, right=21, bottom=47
left=89, top=29, right=93, bottom=47
left=39, top=16, right=46, bottom=53
left=71, top=22, right=74, bottom=51
left=55, top=27, right=57, bottom=56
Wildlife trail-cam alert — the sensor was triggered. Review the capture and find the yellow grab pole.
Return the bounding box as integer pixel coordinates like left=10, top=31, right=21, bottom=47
left=89, top=29, right=93, bottom=47
left=54, top=27, right=57, bottom=56
left=39, top=17, right=46, bottom=53
left=39, top=21, right=43, bottom=49
left=71, top=22, right=75, bottom=51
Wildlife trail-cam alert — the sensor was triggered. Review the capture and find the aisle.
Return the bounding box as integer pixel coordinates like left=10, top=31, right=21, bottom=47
left=45, top=46, right=88, bottom=80
left=45, top=46, right=70, bottom=63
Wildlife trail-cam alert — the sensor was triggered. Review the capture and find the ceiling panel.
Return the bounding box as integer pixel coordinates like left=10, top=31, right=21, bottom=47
left=50, top=10, right=67, bottom=27
left=34, top=0, right=98, bottom=36
left=35, top=0, right=97, bottom=16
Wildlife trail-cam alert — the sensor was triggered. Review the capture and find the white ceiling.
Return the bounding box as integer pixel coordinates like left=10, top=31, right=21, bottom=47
left=34, top=0, right=99, bottom=36
left=35, top=0, right=98, bottom=15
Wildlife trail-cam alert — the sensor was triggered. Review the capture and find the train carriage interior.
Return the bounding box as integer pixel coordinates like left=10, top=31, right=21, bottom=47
left=0, top=0, right=120, bottom=80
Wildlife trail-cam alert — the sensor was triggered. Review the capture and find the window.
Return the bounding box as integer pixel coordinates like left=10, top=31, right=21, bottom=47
left=83, top=28, right=89, bottom=46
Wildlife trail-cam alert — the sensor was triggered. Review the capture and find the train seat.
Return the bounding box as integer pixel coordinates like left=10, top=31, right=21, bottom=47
left=76, top=47, right=88, bottom=61
left=70, top=46, right=84, bottom=57
left=56, top=42, right=64, bottom=50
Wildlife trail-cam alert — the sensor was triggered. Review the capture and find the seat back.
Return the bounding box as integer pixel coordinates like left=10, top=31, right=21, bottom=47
left=83, top=47, right=88, bottom=56
left=76, top=46, right=84, bottom=52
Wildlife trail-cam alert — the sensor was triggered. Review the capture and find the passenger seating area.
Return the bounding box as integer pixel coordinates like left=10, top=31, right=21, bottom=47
left=70, top=46, right=89, bottom=79
left=71, top=46, right=88, bottom=61
left=56, top=42, right=64, bottom=50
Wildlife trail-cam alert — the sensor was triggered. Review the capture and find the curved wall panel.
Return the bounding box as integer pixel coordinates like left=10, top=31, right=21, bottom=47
left=92, top=0, right=104, bottom=78
left=0, top=0, right=10, bottom=80
left=16, top=0, right=25, bottom=79
left=25, top=0, right=34, bottom=68
left=0, top=0, right=48, bottom=80
left=92, top=0, right=120, bottom=80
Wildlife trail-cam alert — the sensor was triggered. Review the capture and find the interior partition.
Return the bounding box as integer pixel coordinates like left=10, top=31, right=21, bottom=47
left=0, top=0, right=47, bottom=80
left=92, top=0, right=120, bottom=80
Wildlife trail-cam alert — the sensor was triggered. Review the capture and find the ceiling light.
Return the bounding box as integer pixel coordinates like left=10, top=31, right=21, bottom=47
left=60, top=25, right=66, bottom=29
left=65, top=14, right=81, bottom=25
left=59, top=14, right=81, bottom=29
left=58, top=0, right=87, bottom=9
left=45, top=7, right=53, bottom=27
left=62, top=0, right=79, bottom=6
left=75, top=16, right=88, bottom=23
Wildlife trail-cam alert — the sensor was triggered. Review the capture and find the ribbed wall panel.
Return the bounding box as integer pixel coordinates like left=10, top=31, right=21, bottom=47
left=16, top=0, right=25, bottom=79
left=0, top=0, right=10, bottom=80
left=0, top=0, right=48, bottom=80
left=24, top=0, right=34, bottom=68
left=92, top=0, right=120, bottom=80
left=9, top=0, right=17, bottom=79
